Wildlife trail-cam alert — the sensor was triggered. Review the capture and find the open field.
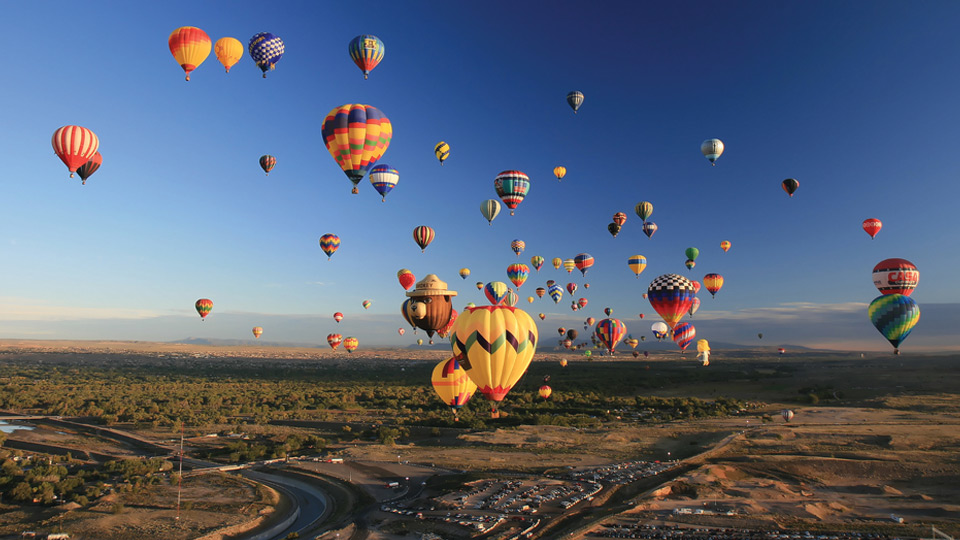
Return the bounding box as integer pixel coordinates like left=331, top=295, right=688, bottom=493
left=0, top=339, right=959, bottom=538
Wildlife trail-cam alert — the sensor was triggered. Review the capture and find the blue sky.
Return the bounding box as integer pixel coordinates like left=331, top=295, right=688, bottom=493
left=0, top=1, right=956, bottom=351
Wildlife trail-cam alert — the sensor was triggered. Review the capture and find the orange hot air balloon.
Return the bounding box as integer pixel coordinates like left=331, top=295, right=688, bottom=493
left=52, top=126, right=99, bottom=178
left=252, top=326, right=263, bottom=338
left=538, top=385, right=552, bottom=399
left=214, top=37, right=243, bottom=73
left=720, top=240, right=731, bottom=252
left=169, top=26, right=212, bottom=81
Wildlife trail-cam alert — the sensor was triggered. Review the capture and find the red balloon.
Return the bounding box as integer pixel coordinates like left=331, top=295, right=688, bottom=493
left=397, top=269, right=416, bottom=290
left=862, top=218, right=882, bottom=239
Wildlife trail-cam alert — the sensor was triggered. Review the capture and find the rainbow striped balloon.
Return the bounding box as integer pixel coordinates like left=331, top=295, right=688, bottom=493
left=595, top=318, right=627, bottom=354
left=868, top=294, right=920, bottom=352
left=319, top=234, right=341, bottom=259
left=494, top=171, right=530, bottom=215
left=506, top=264, right=529, bottom=289
left=348, top=34, right=385, bottom=80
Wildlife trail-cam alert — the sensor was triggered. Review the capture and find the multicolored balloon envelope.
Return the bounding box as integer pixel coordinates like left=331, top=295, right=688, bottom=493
left=642, top=222, right=658, bottom=238
left=566, top=91, right=584, bottom=113
left=782, top=409, right=794, bottom=422
left=507, top=264, right=529, bottom=288
left=169, top=26, right=211, bottom=81
left=431, top=356, right=477, bottom=419
left=672, top=322, right=696, bottom=351
left=248, top=32, right=284, bottom=77
left=319, top=234, right=340, bottom=259
left=553, top=166, right=566, bottom=180
left=494, top=170, right=531, bottom=215
left=648, top=274, right=696, bottom=329
left=530, top=256, right=545, bottom=271
left=397, top=269, right=416, bottom=290
left=628, top=255, right=647, bottom=278
left=252, top=326, right=263, bottom=339
left=595, top=318, right=627, bottom=354
left=322, top=104, right=392, bottom=193
left=548, top=284, right=563, bottom=304
left=451, top=306, right=539, bottom=417
left=195, top=298, right=213, bottom=319
left=652, top=321, right=669, bottom=341
left=872, top=258, right=919, bottom=296
left=868, top=294, right=920, bottom=353
left=782, top=178, right=799, bottom=196
left=348, top=34, right=385, bottom=79
left=703, top=273, right=724, bottom=298
left=701, top=138, right=724, bottom=165
left=327, top=333, right=343, bottom=350
left=52, top=126, right=99, bottom=178
left=511, top=239, right=525, bottom=256
left=539, top=385, right=552, bottom=399
left=76, top=152, right=102, bottom=185
left=484, top=281, right=510, bottom=305
left=369, top=164, right=399, bottom=201
left=259, top=155, right=277, bottom=175
left=343, top=336, right=359, bottom=353
left=574, top=253, right=594, bottom=276
left=413, top=226, right=435, bottom=252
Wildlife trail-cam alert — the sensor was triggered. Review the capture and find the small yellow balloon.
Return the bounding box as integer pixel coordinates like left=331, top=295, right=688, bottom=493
left=214, top=37, right=244, bottom=73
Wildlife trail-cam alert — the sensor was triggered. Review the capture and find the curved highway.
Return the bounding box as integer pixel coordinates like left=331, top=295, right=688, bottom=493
left=243, top=469, right=330, bottom=539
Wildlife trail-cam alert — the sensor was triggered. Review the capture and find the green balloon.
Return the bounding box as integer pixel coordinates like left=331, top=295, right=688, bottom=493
left=685, top=247, right=699, bottom=261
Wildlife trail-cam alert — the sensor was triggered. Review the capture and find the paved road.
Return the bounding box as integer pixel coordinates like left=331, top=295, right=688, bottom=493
left=244, top=469, right=330, bottom=539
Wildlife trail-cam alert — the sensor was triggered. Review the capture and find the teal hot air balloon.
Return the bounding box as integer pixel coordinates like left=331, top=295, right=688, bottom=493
left=480, top=199, right=501, bottom=225
left=868, top=294, right=920, bottom=354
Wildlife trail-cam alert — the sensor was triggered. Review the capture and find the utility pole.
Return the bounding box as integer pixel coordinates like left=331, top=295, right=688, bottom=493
left=176, top=421, right=184, bottom=522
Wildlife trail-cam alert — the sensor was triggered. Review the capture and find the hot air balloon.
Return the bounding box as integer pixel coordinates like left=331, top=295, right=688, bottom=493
left=476, top=281, right=484, bottom=290
left=566, top=91, right=584, bottom=113
left=531, top=256, right=545, bottom=272
left=607, top=223, right=621, bottom=238
left=511, top=239, right=525, bottom=257
left=639, top=313, right=645, bottom=319
left=586, top=317, right=595, bottom=326
left=259, top=155, right=277, bottom=175
left=612, top=212, right=627, bottom=226
left=635, top=201, right=653, bottom=222
left=628, top=255, right=647, bottom=278
left=688, top=297, right=700, bottom=317
left=672, top=322, right=696, bottom=351
left=405, top=275, right=458, bottom=339
left=169, top=27, right=211, bottom=81
left=417, top=338, right=424, bottom=346
left=494, top=170, right=531, bottom=216
left=648, top=274, right=696, bottom=329
left=248, top=32, right=284, bottom=77
left=432, top=357, right=477, bottom=420
left=252, top=327, right=263, bottom=339
left=604, top=307, right=613, bottom=316
left=560, top=358, right=568, bottom=367
left=52, top=126, right=99, bottom=178
left=526, top=296, right=534, bottom=304
left=570, top=302, right=579, bottom=312
left=578, top=298, right=588, bottom=309
left=566, top=283, right=578, bottom=295
left=398, top=269, right=416, bottom=290
left=76, top=152, right=102, bottom=185
left=642, top=222, right=658, bottom=238
left=451, top=305, right=539, bottom=418
left=720, top=240, right=731, bottom=252
left=398, top=328, right=405, bottom=336
left=869, top=294, right=920, bottom=354
left=333, top=312, right=344, bottom=323
left=574, top=254, right=594, bottom=276
left=539, top=385, right=552, bottom=399
left=400, top=299, right=416, bottom=330
left=862, top=218, right=882, bottom=239
left=434, top=141, right=450, bottom=165
left=348, top=34, right=384, bottom=79
left=595, top=318, right=627, bottom=354
left=362, top=300, right=372, bottom=309
left=319, top=234, right=340, bottom=260
left=563, top=259, right=576, bottom=273
left=778, top=347, right=786, bottom=356
left=685, top=247, right=700, bottom=262
left=703, top=274, right=724, bottom=298
left=548, top=284, right=563, bottom=304
left=701, top=139, right=724, bottom=165
left=413, top=226, right=435, bottom=252
left=684, top=259, right=696, bottom=270
left=552, top=258, right=562, bottom=270
left=624, top=337, right=639, bottom=349
left=459, top=268, right=470, bottom=280
left=480, top=199, right=501, bottom=225
left=584, top=283, right=590, bottom=288
left=651, top=321, right=669, bottom=341
left=546, top=280, right=556, bottom=287
left=322, top=104, right=392, bottom=193
left=507, top=264, right=529, bottom=289
left=327, top=333, right=343, bottom=350
left=214, top=37, right=243, bottom=73
left=758, top=333, right=763, bottom=339
left=484, top=282, right=509, bottom=305
left=535, top=287, right=545, bottom=298
left=553, top=166, right=566, bottom=180
left=369, top=164, right=399, bottom=201
left=504, top=289, right=519, bottom=307
left=873, top=258, right=919, bottom=296
left=691, top=280, right=702, bottom=294
left=782, top=178, right=799, bottom=197
left=195, top=299, right=213, bottom=320
left=538, top=313, right=546, bottom=320
left=781, top=409, right=795, bottom=422
left=585, top=350, right=593, bottom=359
left=343, top=337, right=359, bottom=353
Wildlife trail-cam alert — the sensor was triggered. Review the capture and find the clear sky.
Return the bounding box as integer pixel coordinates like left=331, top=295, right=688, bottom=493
left=0, top=1, right=957, bottom=351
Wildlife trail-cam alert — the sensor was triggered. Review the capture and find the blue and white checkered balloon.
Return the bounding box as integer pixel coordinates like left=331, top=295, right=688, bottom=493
left=249, top=32, right=284, bottom=77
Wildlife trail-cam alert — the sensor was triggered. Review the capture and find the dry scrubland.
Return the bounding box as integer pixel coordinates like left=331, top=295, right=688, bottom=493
left=0, top=339, right=959, bottom=538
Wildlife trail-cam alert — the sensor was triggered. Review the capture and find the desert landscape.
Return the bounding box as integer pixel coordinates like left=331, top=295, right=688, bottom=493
left=1, top=339, right=958, bottom=539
